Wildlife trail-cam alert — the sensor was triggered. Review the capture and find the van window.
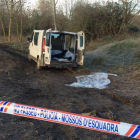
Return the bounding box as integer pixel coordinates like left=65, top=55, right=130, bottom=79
left=80, top=36, right=83, bottom=47
left=46, top=32, right=50, bottom=46
left=34, top=32, right=39, bottom=46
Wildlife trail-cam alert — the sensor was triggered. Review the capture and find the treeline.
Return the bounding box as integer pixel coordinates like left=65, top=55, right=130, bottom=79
left=0, top=0, right=139, bottom=43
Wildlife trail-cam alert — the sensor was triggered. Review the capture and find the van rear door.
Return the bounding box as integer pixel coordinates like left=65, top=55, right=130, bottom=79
left=77, top=31, right=85, bottom=65
left=45, top=29, right=52, bottom=65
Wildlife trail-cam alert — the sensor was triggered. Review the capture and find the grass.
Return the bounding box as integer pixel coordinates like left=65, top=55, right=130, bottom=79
left=87, top=39, right=140, bottom=74
left=106, top=41, right=140, bottom=67
left=86, top=33, right=140, bottom=51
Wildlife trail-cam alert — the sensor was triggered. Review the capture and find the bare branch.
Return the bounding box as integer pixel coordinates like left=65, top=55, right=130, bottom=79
left=55, top=0, right=58, bottom=5
left=4, top=0, right=10, bottom=15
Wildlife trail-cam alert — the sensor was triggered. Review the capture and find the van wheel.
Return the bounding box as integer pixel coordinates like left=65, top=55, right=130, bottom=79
left=37, top=59, right=42, bottom=70
left=28, top=51, right=31, bottom=61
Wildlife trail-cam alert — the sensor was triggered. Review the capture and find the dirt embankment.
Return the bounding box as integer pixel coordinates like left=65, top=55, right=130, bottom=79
left=0, top=44, right=140, bottom=140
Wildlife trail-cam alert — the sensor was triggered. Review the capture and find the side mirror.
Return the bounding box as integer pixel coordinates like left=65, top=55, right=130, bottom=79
left=27, top=37, right=31, bottom=43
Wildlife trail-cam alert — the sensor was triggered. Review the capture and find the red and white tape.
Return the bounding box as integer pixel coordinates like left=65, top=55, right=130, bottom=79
left=0, top=101, right=140, bottom=139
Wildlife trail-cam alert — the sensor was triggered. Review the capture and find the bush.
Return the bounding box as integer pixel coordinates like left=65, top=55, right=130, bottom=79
left=129, top=26, right=140, bottom=32
left=106, top=41, right=140, bottom=67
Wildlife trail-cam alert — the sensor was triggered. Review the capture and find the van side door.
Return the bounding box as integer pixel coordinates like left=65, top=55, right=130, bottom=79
left=45, top=29, right=52, bottom=65
left=77, top=31, right=85, bottom=65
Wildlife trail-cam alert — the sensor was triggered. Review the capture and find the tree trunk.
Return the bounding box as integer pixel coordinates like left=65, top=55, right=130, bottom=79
left=53, top=0, right=57, bottom=30
left=8, top=0, right=14, bottom=43
left=16, top=19, right=20, bottom=42
left=0, top=15, right=8, bottom=42
left=19, top=0, right=23, bottom=43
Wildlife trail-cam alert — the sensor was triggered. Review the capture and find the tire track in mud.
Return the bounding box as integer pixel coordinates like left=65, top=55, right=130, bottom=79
left=100, top=89, right=140, bottom=107
left=0, top=44, right=76, bottom=80
left=0, top=45, right=33, bottom=66
left=0, top=45, right=139, bottom=108
left=0, top=44, right=139, bottom=140
left=0, top=44, right=79, bottom=106
left=0, top=44, right=77, bottom=74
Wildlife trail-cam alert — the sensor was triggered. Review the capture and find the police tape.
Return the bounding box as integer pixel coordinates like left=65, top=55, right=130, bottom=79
left=0, top=101, right=140, bottom=139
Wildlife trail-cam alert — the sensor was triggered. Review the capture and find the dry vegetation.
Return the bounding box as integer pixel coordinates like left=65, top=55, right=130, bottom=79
left=85, top=38, right=140, bottom=76
left=0, top=0, right=140, bottom=43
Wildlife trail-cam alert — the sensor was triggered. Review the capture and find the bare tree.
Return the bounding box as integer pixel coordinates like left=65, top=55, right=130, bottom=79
left=0, top=0, right=9, bottom=42
left=118, top=0, right=140, bottom=34
left=8, top=0, right=14, bottom=43
left=0, top=0, right=139, bottom=43
left=53, top=0, right=58, bottom=30
left=19, top=0, right=23, bottom=42
left=0, top=0, right=8, bottom=42
left=65, top=0, right=69, bottom=17
left=0, top=0, right=15, bottom=42
left=0, top=15, right=8, bottom=42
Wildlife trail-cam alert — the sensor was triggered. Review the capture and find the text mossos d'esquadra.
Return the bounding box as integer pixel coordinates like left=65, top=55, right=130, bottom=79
left=14, top=104, right=118, bottom=133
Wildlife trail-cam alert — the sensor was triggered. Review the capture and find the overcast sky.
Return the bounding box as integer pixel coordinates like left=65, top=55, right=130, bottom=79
left=27, top=0, right=119, bottom=7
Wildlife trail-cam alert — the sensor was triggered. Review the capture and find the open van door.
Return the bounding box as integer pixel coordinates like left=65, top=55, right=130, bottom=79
left=45, top=29, right=52, bottom=65
left=77, top=31, right=85, bottom=65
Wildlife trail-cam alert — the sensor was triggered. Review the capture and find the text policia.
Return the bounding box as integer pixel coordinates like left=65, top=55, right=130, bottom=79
left=14, top=104, right=119, bottom=133
left=0, top=101, right=140, bottom=139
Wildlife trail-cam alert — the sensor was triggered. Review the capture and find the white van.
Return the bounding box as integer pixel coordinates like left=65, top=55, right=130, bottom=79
left=27, top=29, right=85, bottom=70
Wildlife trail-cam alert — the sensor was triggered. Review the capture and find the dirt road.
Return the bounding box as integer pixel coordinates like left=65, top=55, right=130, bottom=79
left=0, top=44, right=140, bottom=140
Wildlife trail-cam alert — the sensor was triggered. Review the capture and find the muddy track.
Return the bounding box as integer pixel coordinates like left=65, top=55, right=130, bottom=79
left=1, top=46, right=139, bottom=106
left=0, top=44, right=139, bottom=140
left=2, top=46, right=139, bottom=104
left=99, top=89, right=140, bottom=107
